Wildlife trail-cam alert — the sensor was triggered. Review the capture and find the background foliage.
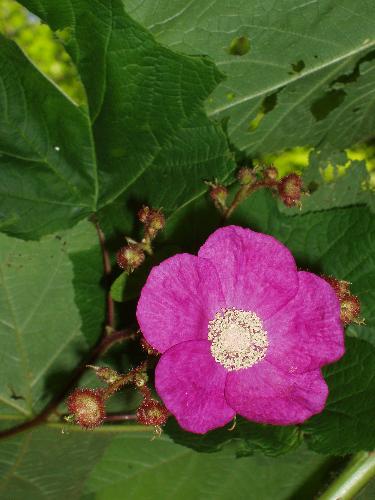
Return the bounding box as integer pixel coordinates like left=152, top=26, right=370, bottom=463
left=0, top=0, right=374, bottom=498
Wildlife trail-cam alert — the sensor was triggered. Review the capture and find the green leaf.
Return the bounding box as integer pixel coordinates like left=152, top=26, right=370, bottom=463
left=230, top=190, right=375, bottom=346
left=302, top=338, right=375, bottom=454
left=0, top=424, right=115, bottom=500
left=3, top=0, right=233, bottom=239
left=0, top=229, right=89, bottom=420
left=279, top=151, right=375, bottom=215
left=0, top=34, right=96, bottom=238
left=49, top=220, right=105, bottom=344
left=84, top=434, right=332, bottom=500
left=127, top=0, right=375, bottom=154
left=165, top=417, right=301, bottom=457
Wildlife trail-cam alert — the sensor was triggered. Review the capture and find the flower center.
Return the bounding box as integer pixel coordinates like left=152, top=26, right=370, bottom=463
left=208, top=308, right=268, bottom=371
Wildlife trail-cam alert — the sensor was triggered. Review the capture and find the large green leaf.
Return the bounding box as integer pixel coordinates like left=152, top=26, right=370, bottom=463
left=302, top=338, right=375, bottom=454
left=0, top=424, right=116, bottom=500
left=0, top=229, right=90, bottom=421
left=127, top=0, right=375, bottom=154
left=84, top=434, right=332, bottom=500
left=2, top=0, right=233, bottom=239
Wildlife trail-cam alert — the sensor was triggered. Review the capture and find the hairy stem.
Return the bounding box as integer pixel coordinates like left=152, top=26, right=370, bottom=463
left=104, top=413, right=137, bottom=422
left=0, top=329, right=135, bottom=440
left=224, top=180, right=277, bottom=220
left=93, top=218, right=115, bottom=329
left=318, top=452, right=375, bottom=500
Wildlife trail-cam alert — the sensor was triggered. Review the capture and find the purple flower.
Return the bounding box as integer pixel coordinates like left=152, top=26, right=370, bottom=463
left=137, top=226, right=344, bottom=434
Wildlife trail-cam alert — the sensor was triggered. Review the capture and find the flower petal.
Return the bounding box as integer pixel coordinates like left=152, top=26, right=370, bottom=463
left=137, top=254, right=225, bottom=353
left=156, top=340, right=235, bottom=433
left=225, top=361, right=328, bottom=425
left=264, top=271, right=344, bottom=373
left=198, top=226, right=298, bottom=318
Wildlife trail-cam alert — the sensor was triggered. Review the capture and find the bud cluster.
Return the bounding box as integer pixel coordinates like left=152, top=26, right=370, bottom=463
left=207, top=165, right=303, bottom=218
left=116, top=206, right=165, bottom=272
left=323, top=275, right=362, bottom=325
left=138, top=206, right=165, bottom=240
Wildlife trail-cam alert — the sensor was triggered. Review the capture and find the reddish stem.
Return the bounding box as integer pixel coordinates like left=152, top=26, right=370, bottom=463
left=104, top=413, right=137, bottom=422
left=93, top=218, right=115, bottom=329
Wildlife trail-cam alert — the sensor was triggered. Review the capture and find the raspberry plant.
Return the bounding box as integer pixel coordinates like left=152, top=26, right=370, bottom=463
left=0, top=1, right=374, bottom=499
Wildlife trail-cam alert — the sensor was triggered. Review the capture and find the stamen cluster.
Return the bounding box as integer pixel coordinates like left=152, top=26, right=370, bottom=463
left=208, top=308, right=268, bottom=371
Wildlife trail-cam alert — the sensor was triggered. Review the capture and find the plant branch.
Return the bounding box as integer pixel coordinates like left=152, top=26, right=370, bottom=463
left=93, top=217, right=115, bottom=330
left=104, top=413, right=138, bottom=422
left=0, top=329, right=135, bottom=441
left=318, top=451, right=375, bottom=500
left=224, top=180, right=277, bottom=220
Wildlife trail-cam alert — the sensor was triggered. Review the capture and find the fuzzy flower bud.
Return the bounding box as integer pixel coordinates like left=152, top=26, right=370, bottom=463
left=134, top=371, right=149, bottom=388
left=322, top=276, right=351, bottom=299
left=322, top=275, right=362, bottom=325
left=138, top=206, right=165, bottom=239
left=147, top=211, right=165, bottom=239
left=136, top=398, right=169, bottom=426
left=264, top=166, right=278, bottom=181
left=209, top=184, right=228, bottom=212
left=87, top=365, right=121, bottom=384
left=67, top=388, right=105, bottom=429
left=116, top=243, right=145, bottom=272
left=237, top=167, right=255, bottom=186
left=140, top=336, right=160, bottom=356
left=138, top=205, right=151, bottom=224
left=278, top=173, right=302, bottom=207
left=340, top=295, right=361, bottom=325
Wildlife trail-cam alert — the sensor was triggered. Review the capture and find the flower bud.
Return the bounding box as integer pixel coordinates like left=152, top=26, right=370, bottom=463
left=116, top=243, right=145, bottom=272
left=237, top=167, right=255, bottom=185
left=264, top=166, right=278, bottom=181
left=322, top=276, right=351, bottom=300
left=138, top=205, right=151, bottom=223
left=209, top=184, right=228, bottom=213
left=136, top=398, right=169, bottom=426
left=67, top=388, right=105, bottom=429
left=140, top=336, right=160, bottom=356
left=278, top=173, right=302, bottom=207
left=340, top=295, right=361, bottom=325
left=134, top=371, right=149, bottom=388
left=138, top=206, right=165, bottom=239
left=146, top=210, right=165, bottom=239
left=322, top=275, right=362, bottom=325
left=87, top=365, right=121, bottom=384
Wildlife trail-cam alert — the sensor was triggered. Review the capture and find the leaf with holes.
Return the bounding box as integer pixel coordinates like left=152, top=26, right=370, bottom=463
left=1, top=0, right=233, bottom=239
left=127, top=0, right=375, bottom=155
left=279, top=150, right=375, bottom=215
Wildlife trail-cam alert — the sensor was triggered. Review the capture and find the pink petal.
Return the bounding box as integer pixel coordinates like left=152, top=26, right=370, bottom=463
left=264, top=271, right=344, bottom=373
left=225, top=361, right=328, bottom=425
left=198, top=226, right=298, bottom=318
left=156, top=340, right=235, bottom=433
left=137, top=254, right=225, bottom=353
